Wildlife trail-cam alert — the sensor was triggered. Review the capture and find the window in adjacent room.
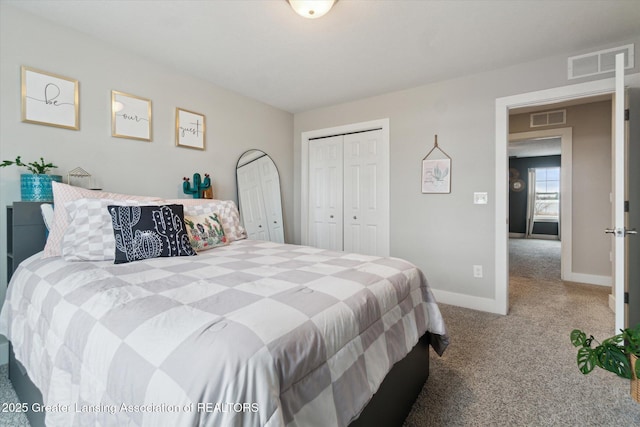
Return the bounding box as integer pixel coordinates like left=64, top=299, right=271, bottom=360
left=532, top=167, right=560, bottom=221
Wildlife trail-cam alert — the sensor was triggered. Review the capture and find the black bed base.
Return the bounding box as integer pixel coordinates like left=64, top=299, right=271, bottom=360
left=9, top=343, right=45, bottom=427
left=350, top=334, right=430, bottom=427
left=9, top=335, right=430, bottom=427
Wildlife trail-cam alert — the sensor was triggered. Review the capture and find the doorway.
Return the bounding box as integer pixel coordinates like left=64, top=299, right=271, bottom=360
left=494, top=78, right=617, bottom=315
left=508, top=127, right=572, bottom=281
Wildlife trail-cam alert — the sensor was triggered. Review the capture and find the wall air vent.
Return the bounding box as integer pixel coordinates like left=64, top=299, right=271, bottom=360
left=568, top=44, right=634, bottom=80
left=530, top=110, right=566, bottom=128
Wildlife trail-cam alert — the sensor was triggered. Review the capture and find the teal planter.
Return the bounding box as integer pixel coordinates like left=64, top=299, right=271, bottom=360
left=20, top=174, right=62, bottom=202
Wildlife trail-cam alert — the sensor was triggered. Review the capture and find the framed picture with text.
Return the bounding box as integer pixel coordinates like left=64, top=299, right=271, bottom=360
left=175, top=108, right=206, bottom=150
left=111, top=90, right=152, bottom=141
left=21, top=66, right=79, bottom=130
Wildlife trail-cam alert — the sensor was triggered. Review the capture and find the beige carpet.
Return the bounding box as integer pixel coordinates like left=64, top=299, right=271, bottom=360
left=403, top=238, right=640, bottom=426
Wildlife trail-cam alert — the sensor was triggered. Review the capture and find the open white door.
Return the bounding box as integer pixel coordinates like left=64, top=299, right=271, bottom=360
left=628, top=87, right=640, bottom=329
left=610, top=53, right=639, bottom=332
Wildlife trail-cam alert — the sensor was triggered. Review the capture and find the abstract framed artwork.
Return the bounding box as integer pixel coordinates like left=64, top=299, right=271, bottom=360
left=111, top=90, right=152, bottom=141
left=175, top=108, right=206, bottom=150
left=421, top=158, right=451, bottom=194
left=21, top=66, right=79, bottom=130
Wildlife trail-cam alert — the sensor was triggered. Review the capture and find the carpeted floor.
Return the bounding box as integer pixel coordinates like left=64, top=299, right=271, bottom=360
left=403, top=238, right=640, bottom=426
left=0, top=364, right=29, bottom=426
left=2, top=238, right=639, bottom=426
left=508, top=237, right=561, bottom=282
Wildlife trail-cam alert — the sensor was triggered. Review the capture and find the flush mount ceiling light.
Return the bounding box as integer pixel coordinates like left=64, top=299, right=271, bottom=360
left=288, top=0, right=336, bottom=19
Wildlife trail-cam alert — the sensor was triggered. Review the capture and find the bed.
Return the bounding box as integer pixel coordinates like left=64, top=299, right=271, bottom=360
left=1, top=184, right=448, bottom=427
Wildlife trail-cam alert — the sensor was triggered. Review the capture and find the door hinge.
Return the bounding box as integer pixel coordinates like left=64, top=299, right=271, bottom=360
left=625, top=200, right=630, bottom=212
left=625, top=109, right=630, bottom=121
left=625, top=292, right=629, bottom=304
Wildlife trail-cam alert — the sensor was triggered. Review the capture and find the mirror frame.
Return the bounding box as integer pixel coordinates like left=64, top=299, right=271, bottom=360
left=235, top=149, right=285, bottom=243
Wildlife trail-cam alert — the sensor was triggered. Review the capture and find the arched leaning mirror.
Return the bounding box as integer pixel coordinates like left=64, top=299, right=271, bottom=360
left=236, top=150, right=285, bottom=243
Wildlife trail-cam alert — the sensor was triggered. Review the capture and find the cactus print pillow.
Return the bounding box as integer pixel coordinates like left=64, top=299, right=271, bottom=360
left=108, top=204, right=196, bottom=264
left=184, top=212, right=229, bottom=251
left=163, top=199, right=247, bottom=242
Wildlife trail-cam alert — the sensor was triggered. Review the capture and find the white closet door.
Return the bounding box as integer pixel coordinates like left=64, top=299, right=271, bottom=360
left=308, top=136, right=343, bottom=251
left=237, top=162, right=269, bottom=240
left=258, top=156, right=284, bottom=243
left=343, top=129, right=388, bottom=256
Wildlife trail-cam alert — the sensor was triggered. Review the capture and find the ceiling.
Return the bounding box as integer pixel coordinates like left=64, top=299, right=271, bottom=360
left=5, top=0, right=640, bottom=113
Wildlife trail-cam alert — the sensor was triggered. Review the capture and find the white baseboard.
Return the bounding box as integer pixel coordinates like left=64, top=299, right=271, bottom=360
left=431, top=289, right=506, bottom=315
left=563, top=272, right=611, bottom=287
left=0, top=337, right=7, bottom=365
left=508, top=233, right=558, bottom=240
left=432, top=272, right=611, bottom=317
left=530, top=234, right=560, bottom=241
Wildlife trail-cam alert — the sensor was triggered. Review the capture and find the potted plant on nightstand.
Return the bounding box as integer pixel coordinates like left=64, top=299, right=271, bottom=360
left=570, top=323, right=640, bottom=402
left=0, top=156, right=62, bottom=201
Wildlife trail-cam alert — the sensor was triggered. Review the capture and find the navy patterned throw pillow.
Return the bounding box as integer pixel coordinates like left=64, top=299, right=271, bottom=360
left=108, top=204, right=196, bottom=264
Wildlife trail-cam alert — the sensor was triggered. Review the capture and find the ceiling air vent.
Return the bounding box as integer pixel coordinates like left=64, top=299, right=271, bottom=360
left=568, top=44, right=634, bottom=80
left=530, top=110, right=566, bottom=128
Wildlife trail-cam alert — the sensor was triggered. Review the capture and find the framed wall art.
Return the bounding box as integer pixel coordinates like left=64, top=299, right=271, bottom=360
left=175, top=108, right=206, bottom=150
left=421, top=135, right=452, bottom=194
left=111, top=90, right=152, bottom=141
left=21, top=66, right=79, bottom=130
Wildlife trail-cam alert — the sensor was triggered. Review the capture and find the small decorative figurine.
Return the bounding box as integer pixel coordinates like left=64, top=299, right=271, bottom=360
left=183, top=173, right=211, bottom=199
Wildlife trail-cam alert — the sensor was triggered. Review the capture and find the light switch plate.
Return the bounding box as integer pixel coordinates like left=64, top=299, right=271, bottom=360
left=474, top=192, right=488, bottom=204
left=473, top=265, right=483, bottom=278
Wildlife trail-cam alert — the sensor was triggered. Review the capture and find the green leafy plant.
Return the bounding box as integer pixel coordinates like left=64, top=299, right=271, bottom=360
left=570, top=323, right=640, bottom=379
left=0, top=156, right=58, bottom=174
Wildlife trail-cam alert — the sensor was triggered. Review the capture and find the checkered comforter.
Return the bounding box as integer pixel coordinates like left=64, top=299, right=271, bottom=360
left=0, top=240, right=447, bottom=427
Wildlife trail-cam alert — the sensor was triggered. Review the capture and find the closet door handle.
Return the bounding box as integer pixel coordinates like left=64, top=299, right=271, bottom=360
left=353, top=216, right=357, bottom=220
left=330, top=215, right=334, bottom=219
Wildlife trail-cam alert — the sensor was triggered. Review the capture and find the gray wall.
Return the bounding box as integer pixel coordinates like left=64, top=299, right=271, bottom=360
left=0, top=5, right=294, bottom=298
left=510, top=100, right=613, bottom=278
left=293, top=38, right=640, bottom=309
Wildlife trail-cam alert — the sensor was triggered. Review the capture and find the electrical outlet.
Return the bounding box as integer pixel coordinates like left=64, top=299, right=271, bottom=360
left=473, top=265, right=483, bottom=278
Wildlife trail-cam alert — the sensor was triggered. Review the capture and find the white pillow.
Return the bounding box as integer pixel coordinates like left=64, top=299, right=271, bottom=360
left=61, top=198, right=159, bottom=262
left=40, top=204, right=54, bottom=231
left=44, top=182, right=162, bottom=258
